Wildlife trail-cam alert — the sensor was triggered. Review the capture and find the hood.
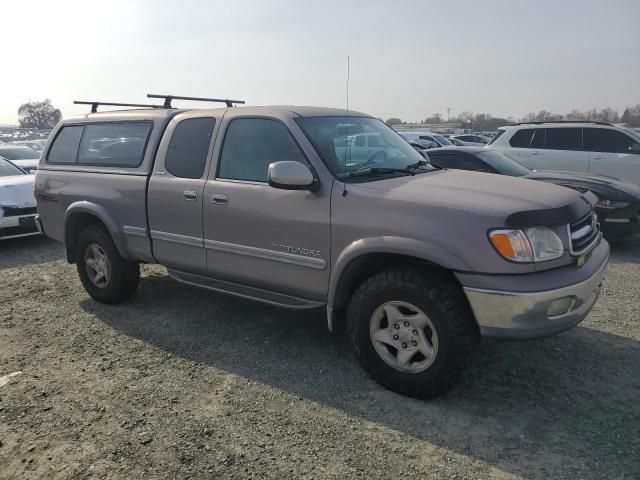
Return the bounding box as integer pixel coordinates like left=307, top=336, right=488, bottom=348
left=0, top=174, right=36, bottom=208
left=354, top=169, right=590, bottom=226
left=526, top=170, right=640, bottom=202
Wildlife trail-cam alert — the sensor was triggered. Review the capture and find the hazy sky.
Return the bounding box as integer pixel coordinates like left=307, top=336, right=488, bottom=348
left=1, top=0, right=638, bottom=123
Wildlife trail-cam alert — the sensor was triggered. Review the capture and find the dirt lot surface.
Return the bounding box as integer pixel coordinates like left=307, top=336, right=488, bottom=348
left=1, top=236, right=639, bottom=479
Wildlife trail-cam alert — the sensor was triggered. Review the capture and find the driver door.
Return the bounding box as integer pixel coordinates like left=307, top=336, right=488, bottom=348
left=202, top=115, right=331, bottom=301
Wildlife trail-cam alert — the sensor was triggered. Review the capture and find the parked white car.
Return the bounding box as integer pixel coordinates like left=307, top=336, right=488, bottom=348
left=0, top=145, right=41, bottom=173
left=488, top=121, right=640, bottom=187
left=397, top=131, right=453, bottom=147
left=453, top=134, right=490, bottom=145
left=0, top=158, right=39, bottom=240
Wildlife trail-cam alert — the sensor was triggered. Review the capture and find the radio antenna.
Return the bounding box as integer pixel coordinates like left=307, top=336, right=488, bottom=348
left=342, top=55, right=350, bottom=197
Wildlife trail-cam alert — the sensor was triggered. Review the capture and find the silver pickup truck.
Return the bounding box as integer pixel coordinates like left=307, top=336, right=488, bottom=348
left=35, top=98, right=609, bottom=398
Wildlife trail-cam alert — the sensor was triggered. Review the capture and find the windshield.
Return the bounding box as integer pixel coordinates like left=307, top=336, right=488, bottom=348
left=296, top=116, right=434, bottom=180
left=0, top=146, right=40, bottom=160
left=431, top=134, right=452, bottom=146
left=0, top=158, right=26, bottom=176
left=621, top=127, right=640, bottom=143
left=476, top=150, right=531, bottom=177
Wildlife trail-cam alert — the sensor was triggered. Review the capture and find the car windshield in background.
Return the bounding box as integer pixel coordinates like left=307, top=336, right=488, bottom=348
left=476, top=150, right=531, bottom=177
left=0, top=146, right=40, bottom=160
left=431, top=134, right=452, bottom=146
left=0, top=157, right=26, bottom=176
left=622, top=127, right=640, bottom=143
left=295, top=116, right=433, bottom=180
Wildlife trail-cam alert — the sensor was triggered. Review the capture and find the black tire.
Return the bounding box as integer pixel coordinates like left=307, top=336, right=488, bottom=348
left=346, top=267, right=477, bottom=399
left=76, top=225, right=140, bottom=304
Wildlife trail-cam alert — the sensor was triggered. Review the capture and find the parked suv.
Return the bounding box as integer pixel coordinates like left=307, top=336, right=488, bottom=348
left=35, top=99, right=609, bottom=398
left=488, top=121, right=640, bottom=187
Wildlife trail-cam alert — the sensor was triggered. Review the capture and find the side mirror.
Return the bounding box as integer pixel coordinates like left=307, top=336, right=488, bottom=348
left=268, top=161, right=318, bottom=190
left=629, top=143, right=640, bottom=154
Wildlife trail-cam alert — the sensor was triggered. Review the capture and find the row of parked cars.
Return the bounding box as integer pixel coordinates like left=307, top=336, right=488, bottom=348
left=1, top=101, right=637, bottom=399
left=397, top=123, right=640, bottom=240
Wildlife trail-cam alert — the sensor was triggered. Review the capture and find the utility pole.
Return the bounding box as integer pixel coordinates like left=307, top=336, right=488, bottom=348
left=447, top=107, right=450, bottom=122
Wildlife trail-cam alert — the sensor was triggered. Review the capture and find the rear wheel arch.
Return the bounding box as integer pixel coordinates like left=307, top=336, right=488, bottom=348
left=64, top=205, right=129, bottom=263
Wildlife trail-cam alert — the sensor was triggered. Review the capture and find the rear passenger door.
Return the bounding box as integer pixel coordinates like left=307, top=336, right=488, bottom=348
left=147, top=114, right=219, bottom=274
left=584, top=127, right=640, bottom=187
left=526, top=127, right=589, bottom=173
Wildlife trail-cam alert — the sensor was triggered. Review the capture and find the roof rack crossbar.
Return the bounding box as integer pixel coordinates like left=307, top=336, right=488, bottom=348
left=512, top=120, right=613, bottom=126
left=74, top=101, right=163, bottom=113
left=147, top=94, right=246, bottom=108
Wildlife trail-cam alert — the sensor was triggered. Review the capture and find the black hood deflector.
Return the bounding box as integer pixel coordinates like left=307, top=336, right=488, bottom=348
left=506, top=191, right=597, bottom=228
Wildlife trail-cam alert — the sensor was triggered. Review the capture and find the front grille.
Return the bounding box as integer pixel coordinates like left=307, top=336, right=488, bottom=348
left=569, top=212, right=600, bottom=254
left=1, top=206, right=37, bottom=217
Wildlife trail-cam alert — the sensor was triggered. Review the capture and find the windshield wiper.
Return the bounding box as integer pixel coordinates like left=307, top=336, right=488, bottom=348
left=346, top=167, right=417, bottom=178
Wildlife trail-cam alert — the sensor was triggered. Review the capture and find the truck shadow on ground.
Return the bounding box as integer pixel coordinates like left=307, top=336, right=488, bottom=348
left=81, top=268, right=640, bottom=478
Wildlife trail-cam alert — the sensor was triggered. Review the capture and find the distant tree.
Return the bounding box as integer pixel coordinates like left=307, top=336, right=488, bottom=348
left=472, top=113, right=511, bottom=131
left=457, top=111, right=474, bottom=123
left=621, top=105, right=640, bottom=127
left=18, top=99, right=61, bottom=129
left=535, top=110, right=563, bottom=122
left=385, top=117, right=403, bottom=126
left=565, top=109, right=590, bottom=121
left=423, top=113, right=442, bottom=124
left=595, top=107, right=619, bottom=123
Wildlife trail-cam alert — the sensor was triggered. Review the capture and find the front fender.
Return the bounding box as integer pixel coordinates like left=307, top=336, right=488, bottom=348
left=327, top=235, right=471, bottom=312
left=64, top=201, right=132, bottom=262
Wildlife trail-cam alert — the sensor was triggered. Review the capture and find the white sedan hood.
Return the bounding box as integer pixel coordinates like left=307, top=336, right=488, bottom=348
left=0, top=175, right=36, bottom=208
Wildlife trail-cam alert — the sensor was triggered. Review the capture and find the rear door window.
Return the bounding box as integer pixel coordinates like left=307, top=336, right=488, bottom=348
left=545, top=128, right=582, bottom=151
left=583, top=128, right=636, bottom=154
left=165, top=118, right=216, bottom=179
left=509, top=129, right=534, bottom=148
left=77, top=122, right=152, bottom=167
left=530, top=129, right=546, bottom=148
left=47, top=126, right=83, bottom=164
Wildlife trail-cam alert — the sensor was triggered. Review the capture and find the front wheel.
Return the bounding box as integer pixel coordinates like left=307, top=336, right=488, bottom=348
left=76, top=225, right=140, bottom=304
left=346, top=268, right=478, bottom=399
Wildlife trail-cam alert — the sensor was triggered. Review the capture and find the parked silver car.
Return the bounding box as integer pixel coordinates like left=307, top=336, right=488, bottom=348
left=35, top=99, right=609, bottom=398
left=0, top=158, right=39, bottom=239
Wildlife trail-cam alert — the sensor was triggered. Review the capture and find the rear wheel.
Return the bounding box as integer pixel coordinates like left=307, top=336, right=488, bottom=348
left=346, top=267, right=477, bottom=399
left=76, top=225, right=140, bottom=304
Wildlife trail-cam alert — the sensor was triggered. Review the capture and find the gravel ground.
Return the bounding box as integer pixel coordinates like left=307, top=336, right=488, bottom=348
left=1, top=236, right=639, bottom=479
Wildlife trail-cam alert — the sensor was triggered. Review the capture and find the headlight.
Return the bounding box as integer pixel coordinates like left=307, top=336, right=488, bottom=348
left=489, top=227, right=564, bottom=263
left=596, top=199, right=630, bottom=209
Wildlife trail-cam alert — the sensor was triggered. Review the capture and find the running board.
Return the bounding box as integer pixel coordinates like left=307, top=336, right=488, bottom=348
left=167, top=269, right=325, bottom=310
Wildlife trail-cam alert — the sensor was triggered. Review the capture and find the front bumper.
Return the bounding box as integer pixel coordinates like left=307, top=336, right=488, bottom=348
left=599, top=204, right=640, bottom=240
left=0, top=213, right=40, bottom=240
left=463, top=252, right=609, bottom=339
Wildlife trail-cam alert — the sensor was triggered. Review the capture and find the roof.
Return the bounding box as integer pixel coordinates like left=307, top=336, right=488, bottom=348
left=500, top=121, right=616, bottom=129
left=64, top=105, right=370, bottom=123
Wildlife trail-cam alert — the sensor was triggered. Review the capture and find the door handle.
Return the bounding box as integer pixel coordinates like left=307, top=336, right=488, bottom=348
left=210, top=193, right=228, bottom=205
left=183, top=190, right=198, bottom=201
